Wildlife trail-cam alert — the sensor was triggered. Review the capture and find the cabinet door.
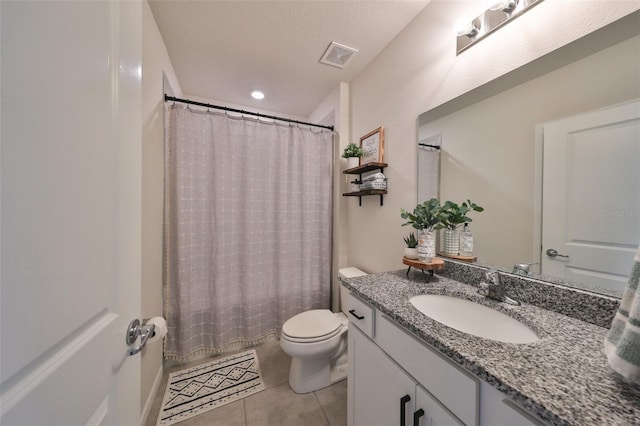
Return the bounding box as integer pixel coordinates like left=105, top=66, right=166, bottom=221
left=376, top=312, right=478, bottom=425
left=350, top=326, right=416, bottom=426
left=415, top=385, right=464, bottom=426
left=479, top=382, right=544, bottom=425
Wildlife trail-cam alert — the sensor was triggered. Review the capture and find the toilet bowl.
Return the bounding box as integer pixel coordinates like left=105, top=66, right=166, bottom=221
left=280, top=267, right=367, bottom=394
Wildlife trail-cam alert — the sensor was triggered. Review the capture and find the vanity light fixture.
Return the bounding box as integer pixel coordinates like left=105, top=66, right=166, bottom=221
left=456, top=18, right=481, bottom=38
left=250, top=90, right=265, bottom=100
left=490, top=0, right=519, bottom=16
left=456, top=0, right=543, bottom=54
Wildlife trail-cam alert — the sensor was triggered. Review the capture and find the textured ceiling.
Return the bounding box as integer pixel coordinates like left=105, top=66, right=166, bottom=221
left=149, top=0, right=430, bottom=117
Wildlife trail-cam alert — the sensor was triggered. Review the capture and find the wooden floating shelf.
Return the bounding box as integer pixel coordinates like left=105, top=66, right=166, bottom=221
left=436, top=252, right=477, bottom=263
left=342, top=189, right=387, bottom=197
left=342, top=162, right=388, bottom=206
left=343, top=162, right=388, bottom=175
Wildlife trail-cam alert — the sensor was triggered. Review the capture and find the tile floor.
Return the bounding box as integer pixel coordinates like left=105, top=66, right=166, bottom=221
left=145, top=340, right=347, bottom=426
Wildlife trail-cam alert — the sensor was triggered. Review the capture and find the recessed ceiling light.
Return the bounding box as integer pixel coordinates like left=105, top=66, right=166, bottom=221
left=251, top=90, right=265, bottom=100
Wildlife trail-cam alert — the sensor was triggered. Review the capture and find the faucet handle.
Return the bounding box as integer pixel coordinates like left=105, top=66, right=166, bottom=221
left=512, top=262, right=538, bottom=275
left=478, top=281, right=490, bottom=296
left=484, top=270, right=500, bottom=285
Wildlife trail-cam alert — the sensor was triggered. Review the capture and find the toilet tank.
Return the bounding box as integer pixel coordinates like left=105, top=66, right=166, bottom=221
left=338, top=267, right=367, bottom=315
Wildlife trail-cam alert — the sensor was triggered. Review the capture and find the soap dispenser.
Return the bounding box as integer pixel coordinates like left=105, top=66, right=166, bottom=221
left=459, top=223, right=473, bottom=256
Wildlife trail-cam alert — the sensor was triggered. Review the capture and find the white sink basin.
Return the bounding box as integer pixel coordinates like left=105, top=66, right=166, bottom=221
left=409, top=294, right=539, bottom=344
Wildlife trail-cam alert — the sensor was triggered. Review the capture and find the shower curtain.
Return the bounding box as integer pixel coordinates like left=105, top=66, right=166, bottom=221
left=163, top=106, right=333, bottom=361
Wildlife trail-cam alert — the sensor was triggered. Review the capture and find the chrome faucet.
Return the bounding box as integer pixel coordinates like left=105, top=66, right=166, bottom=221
left=512, top=262, right=537, bottom=276
left=478, top=270, right=520, bottom=306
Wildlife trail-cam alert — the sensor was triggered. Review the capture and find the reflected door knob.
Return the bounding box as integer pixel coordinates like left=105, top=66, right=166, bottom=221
left=546, top=248, right=569, bottom=258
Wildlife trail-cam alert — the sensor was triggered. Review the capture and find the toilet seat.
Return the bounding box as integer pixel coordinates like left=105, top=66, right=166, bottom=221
left=282, top=309, right=344, bottom=343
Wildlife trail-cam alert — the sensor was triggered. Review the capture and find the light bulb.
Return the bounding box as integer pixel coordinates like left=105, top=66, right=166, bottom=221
left=250, top=90, right=265, bottom=100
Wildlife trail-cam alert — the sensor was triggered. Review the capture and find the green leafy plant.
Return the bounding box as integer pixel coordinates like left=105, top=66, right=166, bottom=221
left=342, top=143, right=364, bottom=158
left=400, top=198, right=443, bottom=231
left=403, top=232, right=418, bottom=248
left=438, top=199, right=484, bottom=230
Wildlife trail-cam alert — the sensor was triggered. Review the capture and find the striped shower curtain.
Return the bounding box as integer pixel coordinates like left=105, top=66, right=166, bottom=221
left=164, top=106, right=333, bottom=361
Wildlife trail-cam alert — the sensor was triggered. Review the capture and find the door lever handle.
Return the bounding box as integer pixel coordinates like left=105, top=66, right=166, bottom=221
left=546, top=248, right=569, bottom=258
left=126, top=319, right=156, bottom=356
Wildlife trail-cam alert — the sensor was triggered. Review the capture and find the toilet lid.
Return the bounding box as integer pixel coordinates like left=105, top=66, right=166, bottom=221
left=282, top=309, right=342, bottom=339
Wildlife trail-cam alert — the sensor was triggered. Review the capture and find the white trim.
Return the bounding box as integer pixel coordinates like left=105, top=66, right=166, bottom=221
left=532, top=123, right=544, bottom=275
left=140, top=365, right=164, bottom=426
left=0, top=312, right=117, bottom=417
left=86, top=397, right=109, bottom=426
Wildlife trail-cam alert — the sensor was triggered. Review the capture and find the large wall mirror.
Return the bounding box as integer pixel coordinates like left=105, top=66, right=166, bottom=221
left=418, top=13, right=640, bottom=298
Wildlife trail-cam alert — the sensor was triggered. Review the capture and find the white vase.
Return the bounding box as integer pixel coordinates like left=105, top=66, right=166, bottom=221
left=417, top=229, right=436, bottom=263
left=346, top=156, right=359, bottom=169
left=404, top=247, right=418, bottom=260
left=442, top=229, right=460, bottom=255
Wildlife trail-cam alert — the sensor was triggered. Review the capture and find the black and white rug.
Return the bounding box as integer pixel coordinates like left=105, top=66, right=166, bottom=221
left=157, top=349, right=265, bottom=426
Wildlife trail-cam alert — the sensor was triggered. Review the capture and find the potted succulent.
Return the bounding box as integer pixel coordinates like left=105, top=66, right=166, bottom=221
left=438, top=199, right=484, bottom=255
left=400, top=198, right=443, bottom=263
left=342, top=143, right=364, bottom=169
left=403, top=232, right=419, bottom=259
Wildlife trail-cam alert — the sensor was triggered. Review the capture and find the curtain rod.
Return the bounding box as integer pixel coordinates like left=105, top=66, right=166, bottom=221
left=418, top=143, right=441, bottom=150
left=164, top=95, right=334, bottom=131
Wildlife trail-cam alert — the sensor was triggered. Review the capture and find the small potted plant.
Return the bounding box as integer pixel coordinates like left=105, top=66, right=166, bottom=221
left=403, top=232, right=419, bottom=259
left=400, top=198, right=443, bottom=263
left=438, top=199, right=484, bottom=255
left=342, top=143, right=364, bottom=169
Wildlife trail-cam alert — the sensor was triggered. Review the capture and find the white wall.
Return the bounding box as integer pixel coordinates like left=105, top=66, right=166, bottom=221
left=348, top=0, right=640, bottom=273
left=421, top=34, right=640, bottom=268
left=141, top=1, right=182, bottom=421
left=309, top=82, right=351, bottom=311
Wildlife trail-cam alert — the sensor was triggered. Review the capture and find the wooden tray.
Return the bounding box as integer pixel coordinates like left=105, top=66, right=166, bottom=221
left=402, top=256, right=445, bottom=271
left=436, top=252, right=477, bottom=263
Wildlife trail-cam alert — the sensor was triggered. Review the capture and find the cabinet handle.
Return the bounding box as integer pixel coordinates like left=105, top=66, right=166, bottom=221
left=349, top=309, right=365, bottom=320
left=413, top=408, right=425, bottom=426
left=400, top=394, right=411, bottom=426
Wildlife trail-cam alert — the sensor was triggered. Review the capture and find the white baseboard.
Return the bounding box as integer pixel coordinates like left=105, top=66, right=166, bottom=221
left=140, top=366, right=163, bottom=426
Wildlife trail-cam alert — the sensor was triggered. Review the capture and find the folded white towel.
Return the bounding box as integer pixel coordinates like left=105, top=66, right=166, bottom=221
left=362, top=172, right=386, bottom=182
left=604, top=245, right=640, bottom=384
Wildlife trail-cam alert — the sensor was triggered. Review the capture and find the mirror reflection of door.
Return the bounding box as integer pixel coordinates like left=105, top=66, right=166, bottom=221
left=541, top=100, right=640, bottom=295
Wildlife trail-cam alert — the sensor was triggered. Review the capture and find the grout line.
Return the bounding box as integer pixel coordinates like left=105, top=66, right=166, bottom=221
left=243, top=399, right=248, bottom=426
left=313, top=391, right=331, bottom=426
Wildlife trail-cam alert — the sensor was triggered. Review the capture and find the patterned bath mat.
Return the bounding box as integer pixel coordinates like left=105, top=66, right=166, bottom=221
left=157, top=349, right=265, bottom=426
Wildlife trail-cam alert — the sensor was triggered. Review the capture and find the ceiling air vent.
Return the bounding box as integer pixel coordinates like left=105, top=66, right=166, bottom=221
left=320, top=41, right=358, bottom=69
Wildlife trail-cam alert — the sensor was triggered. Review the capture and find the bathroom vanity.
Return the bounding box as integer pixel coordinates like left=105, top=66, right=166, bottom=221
left=341, top=262, right=640, bottom=426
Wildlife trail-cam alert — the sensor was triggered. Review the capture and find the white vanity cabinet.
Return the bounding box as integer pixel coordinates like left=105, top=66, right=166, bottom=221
left=344, top=289, right=375, bottom=338
left=343, top=286, right=544, bottom=426
left=345, top=288, right=468, bottom=426
left=480, top=383, right=544, bottom=426
left=349, top=325, right=462, bottom=426
left=349, top=324, right=415, bottom=426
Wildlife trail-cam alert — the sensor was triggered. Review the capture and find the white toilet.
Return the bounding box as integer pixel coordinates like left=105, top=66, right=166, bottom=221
left=280, top=267, right=367, bottom=394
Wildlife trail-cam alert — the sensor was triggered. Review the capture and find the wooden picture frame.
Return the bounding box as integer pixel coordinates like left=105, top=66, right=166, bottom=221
left=359, top=126, right=384, bottom=165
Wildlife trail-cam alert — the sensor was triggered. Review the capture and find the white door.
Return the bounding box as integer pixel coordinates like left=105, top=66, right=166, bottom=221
left=1, top=1, right=142, bottom=425
left=541, top=100, right=640, bottom=294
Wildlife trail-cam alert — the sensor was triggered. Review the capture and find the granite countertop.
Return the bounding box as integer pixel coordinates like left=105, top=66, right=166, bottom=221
left=342, top=270, right=640, bottom=426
